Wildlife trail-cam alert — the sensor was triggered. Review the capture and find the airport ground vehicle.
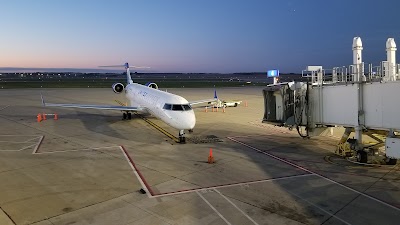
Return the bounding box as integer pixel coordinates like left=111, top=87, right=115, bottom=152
left=210, top=99, right=242, bottom=107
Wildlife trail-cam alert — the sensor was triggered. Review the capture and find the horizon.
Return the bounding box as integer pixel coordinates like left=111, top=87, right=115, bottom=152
left=0, top=66, right=293, bottom=74
left=1, top=1, right=400, bottom=73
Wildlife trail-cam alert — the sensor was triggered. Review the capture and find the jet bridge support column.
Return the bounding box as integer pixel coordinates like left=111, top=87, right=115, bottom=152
left=352, top=37, right=364, bottom=82
left=385, top=38, right=397, bottom=81
left=352, top=37, right=364, bottom=151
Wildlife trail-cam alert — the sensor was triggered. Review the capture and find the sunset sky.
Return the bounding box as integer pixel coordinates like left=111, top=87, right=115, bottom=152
left=1, top=0, right=400, bottom=73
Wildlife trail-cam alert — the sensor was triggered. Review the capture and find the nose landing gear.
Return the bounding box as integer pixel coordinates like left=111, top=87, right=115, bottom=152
left=179, top=130, right=186, bottom=143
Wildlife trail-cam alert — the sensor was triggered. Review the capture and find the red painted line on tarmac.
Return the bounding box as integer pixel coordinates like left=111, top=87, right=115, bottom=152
left=227, top=136, right=400, bottom=211
left=120, top=145, right=155, bottom=196
left=151, top=174, right=311, bottom=197
left=32, top=135, right=44, bottom=154
left=120, top=145, right=311, bottom=197
left=0, top=207, right=17, bottom=225
left=227, top=137, right=314, bottom=174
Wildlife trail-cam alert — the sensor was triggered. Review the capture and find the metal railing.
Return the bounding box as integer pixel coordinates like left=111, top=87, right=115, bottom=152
left=302, top=62, right=399, bottom=85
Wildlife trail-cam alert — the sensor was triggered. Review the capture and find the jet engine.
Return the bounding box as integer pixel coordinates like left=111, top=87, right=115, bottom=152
left=112, top=83, right=125, bottom=93
left=145, top=82, right=159, bottom=89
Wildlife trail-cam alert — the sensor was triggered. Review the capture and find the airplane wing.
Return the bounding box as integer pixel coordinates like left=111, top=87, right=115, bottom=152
left=44, top=103, right=141, bottom=111
left=188, top=98, right=218, bottom=105
left=41, top=95, right=142, bottom=111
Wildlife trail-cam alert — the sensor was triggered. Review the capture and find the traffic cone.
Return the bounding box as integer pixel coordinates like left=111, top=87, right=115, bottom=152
left=37, top=113, right=42, bottom=122
left=208, top=148, right=214, bottom=164
left=222, top=106, right=226, bottom=113
left=245, top=101, right=248, bottom=107
left=54, top=113, right=58, bottom=120
left=205, top=106, right=208, bottom=113
left=42, top=113, right=46, bottom=120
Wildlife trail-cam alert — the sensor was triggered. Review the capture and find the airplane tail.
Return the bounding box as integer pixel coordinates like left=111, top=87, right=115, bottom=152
left=99, top=62, right=150, bottom=85
left=214, top=89, right=218, bottom=99
left=124, top=63, right=134, bottom=85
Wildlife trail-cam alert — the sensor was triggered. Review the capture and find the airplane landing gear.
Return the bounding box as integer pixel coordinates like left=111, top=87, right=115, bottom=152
left=188, top=129, right=193, bottom=133
left=179, top=130, right=186, bottom=143
left=123, top=112, right=132, bottom=120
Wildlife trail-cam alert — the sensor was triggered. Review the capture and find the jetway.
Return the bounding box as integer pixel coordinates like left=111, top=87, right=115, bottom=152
left=263, top=37, right=400, bottom=165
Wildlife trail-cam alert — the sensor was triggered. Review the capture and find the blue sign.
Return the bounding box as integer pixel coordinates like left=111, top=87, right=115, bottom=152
left=267, top=70, right=279, bottom=77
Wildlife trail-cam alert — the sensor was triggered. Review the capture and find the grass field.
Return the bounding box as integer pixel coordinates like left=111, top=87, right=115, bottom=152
left=0, top=78, right=267, bottom=89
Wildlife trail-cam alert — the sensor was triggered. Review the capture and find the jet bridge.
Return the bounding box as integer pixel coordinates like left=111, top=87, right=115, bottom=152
left=263, top=37, right=400, bottom=165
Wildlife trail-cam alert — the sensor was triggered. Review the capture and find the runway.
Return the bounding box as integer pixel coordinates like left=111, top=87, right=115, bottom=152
left=0, top=87, right=399, bottom=225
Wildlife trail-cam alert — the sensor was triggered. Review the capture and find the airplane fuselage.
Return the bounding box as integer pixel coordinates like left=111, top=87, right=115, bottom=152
left=125, top=83, right=196, bottom=130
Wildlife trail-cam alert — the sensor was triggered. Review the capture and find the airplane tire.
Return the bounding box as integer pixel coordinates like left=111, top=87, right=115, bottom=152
left=123, top=113, right=127, bottom=120
left=356, top=151, right=367, bottom=163
left=234, top=103, right=238, bottom=107
left=127, top=113, right=132, bottom=120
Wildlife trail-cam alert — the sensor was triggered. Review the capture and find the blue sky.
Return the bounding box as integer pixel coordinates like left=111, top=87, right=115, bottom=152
left=1, top=0, right=400, bottom=73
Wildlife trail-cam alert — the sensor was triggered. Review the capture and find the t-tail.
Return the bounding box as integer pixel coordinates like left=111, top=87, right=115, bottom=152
left=100, top=62, right=149, bottom=86
left=124, top=62, right=134, bottom=85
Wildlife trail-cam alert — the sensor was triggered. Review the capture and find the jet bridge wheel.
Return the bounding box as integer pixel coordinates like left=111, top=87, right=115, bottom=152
left=385, top=157, right=397, bottom=165
left=356, top=150, right=368, bottom=163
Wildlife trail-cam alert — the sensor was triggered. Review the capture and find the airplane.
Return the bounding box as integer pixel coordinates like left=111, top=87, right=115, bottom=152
left=41, top=63, right=217, bottom=143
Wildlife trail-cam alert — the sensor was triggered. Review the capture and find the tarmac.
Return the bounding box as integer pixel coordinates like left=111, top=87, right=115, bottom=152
left=0, top=87, right=399, bottom=225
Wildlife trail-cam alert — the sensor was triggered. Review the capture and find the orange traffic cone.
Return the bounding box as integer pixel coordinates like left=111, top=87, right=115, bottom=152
left=42, top=113, right=46, bottom=120
left=37, top=113, right=42, bottom=122
left=54, top=113, right=58, bottom=120
left=222, top=106, right=226, bottom=113
left=245, top=101, right=248, bottom=107
left=208, top=148, right=214, bottom=164
left=205, top=106, right=208, bottom=113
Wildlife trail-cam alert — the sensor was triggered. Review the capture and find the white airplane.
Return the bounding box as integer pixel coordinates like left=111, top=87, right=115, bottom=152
left=41, top=63, right=216, bottom=143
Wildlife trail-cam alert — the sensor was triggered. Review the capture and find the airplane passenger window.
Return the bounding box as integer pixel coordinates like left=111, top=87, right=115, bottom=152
left=163, top=104, right=172, bottom=110
left=172, top=105, right=184, bottom=111
left=182, top=105, right=192, bottom=111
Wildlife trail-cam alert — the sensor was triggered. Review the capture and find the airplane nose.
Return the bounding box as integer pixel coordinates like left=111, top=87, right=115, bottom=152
left=171, top=111, right=196, bottom=130
left=188, top=111, right=196, bottom=129
left=181, top=111, right=196, bottom=130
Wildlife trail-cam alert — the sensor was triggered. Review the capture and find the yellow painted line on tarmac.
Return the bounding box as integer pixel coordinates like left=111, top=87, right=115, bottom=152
left=114, top=100, right=179, bottom=142
left=115, top=100, right=127, bottom=106
left=135, top=113, right=179, bottom=143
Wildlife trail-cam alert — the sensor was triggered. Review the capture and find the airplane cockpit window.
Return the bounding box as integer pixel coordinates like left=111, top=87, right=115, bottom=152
left=172, top=104, right=184, bottom=111
left=163, top=104, right=172, bottom=110
left=163, top=104, right=192, bottom=111
left=182, top=104, right=192, bottom=110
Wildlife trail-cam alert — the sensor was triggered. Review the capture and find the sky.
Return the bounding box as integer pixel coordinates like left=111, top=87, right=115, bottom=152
left=1, top=0, right=400, bottom=73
